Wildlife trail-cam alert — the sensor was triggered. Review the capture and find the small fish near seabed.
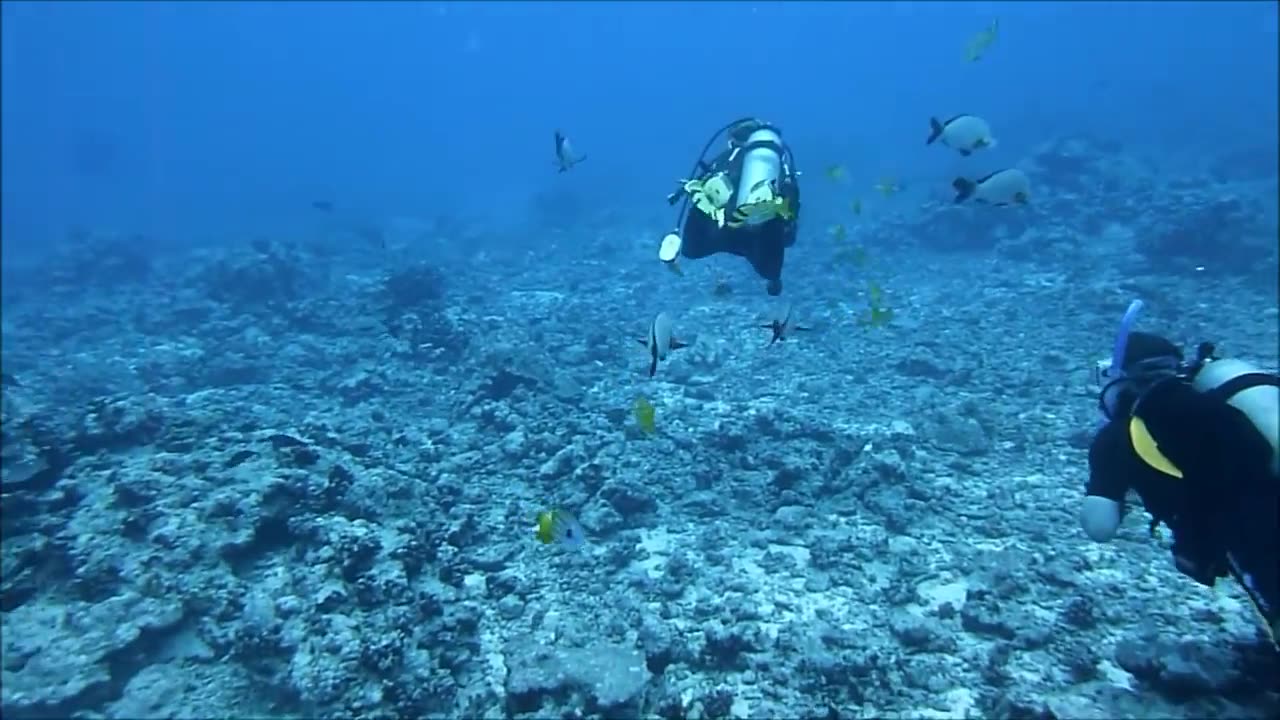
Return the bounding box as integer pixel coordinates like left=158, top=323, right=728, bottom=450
left=860, top=304, right=894, bottom=328
left=952, top=168, right=1031, bottom=206
left=554, top=129, right=587, bottom=173
left=759, top=301, right=811, bottom=346
left=637, top=311, right=690, bottom=377
left=858, top=282, right=895, bottom=328
left=926, top=115, right=997, bottom=156
left=633, top=395, right=657, bottom=434
left=534, top=509, right=585, bottom=549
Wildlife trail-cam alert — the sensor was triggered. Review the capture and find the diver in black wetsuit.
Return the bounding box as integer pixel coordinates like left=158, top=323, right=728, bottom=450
left=657, top=118, right=801, bottom=296
left=1082, top=300, right=1280, bottom=648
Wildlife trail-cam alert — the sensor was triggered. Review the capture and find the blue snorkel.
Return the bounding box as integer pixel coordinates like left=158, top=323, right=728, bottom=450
left=1095, top=299, right=1145, bottom=425
left=1110, top=299, right=1145, bottom=376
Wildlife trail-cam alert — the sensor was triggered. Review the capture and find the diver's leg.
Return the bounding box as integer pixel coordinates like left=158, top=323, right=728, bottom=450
left=747, top=230, right=785, bottom=296
left=680, top=212, right=721, bottom=260
left=1225, top=488, right=1280, bottom=647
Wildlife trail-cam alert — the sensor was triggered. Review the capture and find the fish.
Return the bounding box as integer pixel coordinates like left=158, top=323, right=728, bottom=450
left=964, top=19, right=999, bottom=62
left=926, top=115, right=997, bottom=156
left=825, top=164, right=848, bottom=182
left=534, top=509, right=585, bottom=548
left=633, top=396, right=657, bottom=434
left=829, top=223, right=848, bottom=244
left=759, top=301, right=811, bottom=345
left=311, top=200, right=334, bottom=212
left=952, top=168, right=1031, bottom=206
left=867, top=282, right=885, bottom=306
left=1, top=372, right=19, bottom=387
left=874, top=177, right=900, bottom=197
left=858, top=282, right=894, bottom=327
left=859, top=304, right=895, bottom=328
left=850, top=198, right=862, bottom=215
left=554, top=129, right=587, bottom=173
left=637, top=311, right=690, bottom=377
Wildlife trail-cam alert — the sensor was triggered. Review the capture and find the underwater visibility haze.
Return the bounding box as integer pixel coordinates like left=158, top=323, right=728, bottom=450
left=1, top=2, right=1278, bottom=718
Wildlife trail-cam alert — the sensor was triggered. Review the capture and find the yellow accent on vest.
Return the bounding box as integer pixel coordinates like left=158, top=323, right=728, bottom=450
left=1129, top=416, right=1183, bottom=478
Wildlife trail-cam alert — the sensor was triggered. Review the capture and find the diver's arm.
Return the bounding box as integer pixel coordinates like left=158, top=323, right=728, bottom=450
left=1081, top=496, right=1123, bottom=542
left=1082, top=424, right=1128, bottom=542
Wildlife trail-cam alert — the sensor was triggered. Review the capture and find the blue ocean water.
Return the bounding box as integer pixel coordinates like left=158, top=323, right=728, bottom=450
left=1, top=1, right=1278, bottom=718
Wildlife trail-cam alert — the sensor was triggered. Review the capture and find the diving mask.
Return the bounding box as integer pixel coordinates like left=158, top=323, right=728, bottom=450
left=1093, top=358, right=1119, bottom=387
left=1095, top=355, right=1184, bottom=421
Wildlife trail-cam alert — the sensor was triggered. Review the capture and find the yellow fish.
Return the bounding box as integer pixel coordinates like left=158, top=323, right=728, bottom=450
left=874, top=177, right=900, bottom=197
left=534, top=509, right=585, bottom=548
left=868, top=281, right=884, bottom=305
left=857, top=281, right=893, bottom=327
left=633, top=395, right=656, bottom=434
left=850, top=198, right=862, bottom=216
left=825, top=164, right=847, bottom=182
left=965, top=19, right=999, bottom=62
left=859, top=305, right=894, bottom=328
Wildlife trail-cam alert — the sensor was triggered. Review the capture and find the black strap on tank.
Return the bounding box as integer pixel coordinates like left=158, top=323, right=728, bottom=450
left=1202, top=372, right=1280, bottom=404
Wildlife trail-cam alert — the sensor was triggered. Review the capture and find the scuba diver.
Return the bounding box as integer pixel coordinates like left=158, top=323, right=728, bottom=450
left=657, top=117, right=801, bottom=296
left=1083, top=299, right=1280, bottom=648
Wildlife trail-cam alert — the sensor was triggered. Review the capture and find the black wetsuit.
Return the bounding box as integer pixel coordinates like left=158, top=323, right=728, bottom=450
left=1087, top=378, right=1279, bottom=636
left=679, top=148, right=800, bottom=296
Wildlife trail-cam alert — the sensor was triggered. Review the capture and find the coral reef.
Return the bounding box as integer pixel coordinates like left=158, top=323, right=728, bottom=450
left=1, top=150, right=1277, bottom=720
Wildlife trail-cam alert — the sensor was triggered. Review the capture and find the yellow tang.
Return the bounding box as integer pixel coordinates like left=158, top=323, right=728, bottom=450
left=633, top=396, right=656, bottom=434
left=859, top=305, right=894, bottom=328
